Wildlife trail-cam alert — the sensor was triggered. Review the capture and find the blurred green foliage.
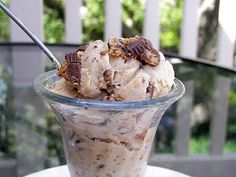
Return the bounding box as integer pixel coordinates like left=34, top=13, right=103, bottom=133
left=121, top=0, right=144, bottom=37
left=0, top=56, right=15, bottom=158
left=44, top=0, right=65, bottom=43
left=0, top=0, right=182, bottom=52
left=229, top=91, right=236, bottom=108
left=190, top=136, right=209, bottom=154
left=83, top=0, right=105, bottom=42
left=160, top=0, right=182, bottom=52
left=0, top=0, right=9, bottom=41
left=190, top=136, right=236, bottom=154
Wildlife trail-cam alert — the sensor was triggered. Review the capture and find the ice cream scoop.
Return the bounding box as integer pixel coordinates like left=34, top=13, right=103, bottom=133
left=55, top=36, right=175, bottom=101
left=34, top=36, right=184, bottom=177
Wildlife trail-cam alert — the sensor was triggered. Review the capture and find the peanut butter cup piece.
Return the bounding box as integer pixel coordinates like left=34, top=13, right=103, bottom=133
left=126, top=37, right=160, bottom=66
left=108, top=37, right=124, bottom=58
left=65, top=52, right=81, bottom=85
left=108, top=36, right=160, bottom=66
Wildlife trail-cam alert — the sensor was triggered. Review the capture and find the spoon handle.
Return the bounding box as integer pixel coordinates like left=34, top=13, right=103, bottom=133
left=0, top=1, right=61, bottom=69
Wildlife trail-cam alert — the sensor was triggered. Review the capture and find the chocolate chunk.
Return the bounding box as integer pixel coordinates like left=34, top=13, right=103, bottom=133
left=75, top=45, right=87, bottom=52
left=126, top=37, right=160, bottom=66
left=65, top=52, right=81, bottom=84
left=65, top=53, right=77, bottom=63
left=75, top=138, right=85, bottom=144
left=78, top=147, right=84, bottom=151
left=103, top=69, right=113, bottom=82
left=146, top=84, right=154, bottom=99
left=97, top=164, right=105, bottom=170
left=146, top=82, right=154, bottom=93
left=108, top=36, right=160, bottom=66
left=96, top=154, right=103, bottom=160
left=100, top=50, right=108, bottom=56
left=127, top=39, right=145, bottom=54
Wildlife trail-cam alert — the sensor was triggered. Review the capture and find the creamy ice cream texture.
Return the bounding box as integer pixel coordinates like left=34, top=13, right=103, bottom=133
left=55, top=36, right=175, bottom=101
left=49, top=36, right=176, bottom=177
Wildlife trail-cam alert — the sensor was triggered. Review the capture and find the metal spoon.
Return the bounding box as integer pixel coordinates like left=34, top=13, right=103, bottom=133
left=0, top=1, right=61, bottom=69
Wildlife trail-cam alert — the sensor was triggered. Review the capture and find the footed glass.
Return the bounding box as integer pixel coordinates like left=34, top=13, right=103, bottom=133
left=34, top=70, right=185, bottom=177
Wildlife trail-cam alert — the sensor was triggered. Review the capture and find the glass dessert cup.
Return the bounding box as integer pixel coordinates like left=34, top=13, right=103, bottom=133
left=34, top=70, right=185, bottom=177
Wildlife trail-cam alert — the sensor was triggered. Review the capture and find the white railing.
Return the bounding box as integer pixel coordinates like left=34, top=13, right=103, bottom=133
left=7, top=0, right=236, bottom=85
left=3, top=0, right=236, bottom=177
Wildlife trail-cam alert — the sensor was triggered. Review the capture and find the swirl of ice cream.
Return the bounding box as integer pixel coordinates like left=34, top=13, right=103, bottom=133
left=55, top=36, right=175, bottom=101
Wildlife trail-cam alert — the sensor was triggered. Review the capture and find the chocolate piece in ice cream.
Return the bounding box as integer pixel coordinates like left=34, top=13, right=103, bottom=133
left=125, top=36, right=160, bottom=66
left=58, top=52, right=82, bottom=87
left=109, top=36, right=160, bottom=66
left=65, top=52, right=81, bottom=85
left=103, top=69, right=113, bottom=82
